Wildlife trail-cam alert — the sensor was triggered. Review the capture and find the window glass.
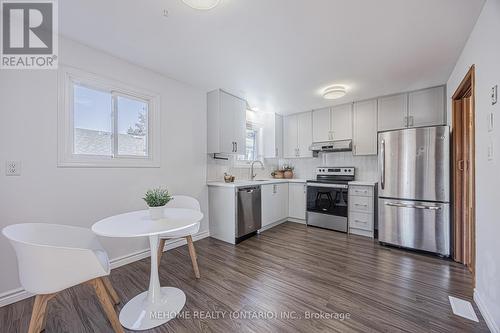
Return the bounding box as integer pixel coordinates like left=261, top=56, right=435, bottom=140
left=245, top=127, right=257, bottom=161
left=73, top=84, right=112, bottom=156
left=117, top=96, right=149, bottom=156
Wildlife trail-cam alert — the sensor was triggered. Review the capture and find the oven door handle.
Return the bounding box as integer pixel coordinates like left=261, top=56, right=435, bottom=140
left=306, top=183, right=348, bottom=189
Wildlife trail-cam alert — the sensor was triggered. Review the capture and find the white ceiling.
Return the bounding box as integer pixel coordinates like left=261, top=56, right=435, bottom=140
left=59, top=0, right=484, bottom=114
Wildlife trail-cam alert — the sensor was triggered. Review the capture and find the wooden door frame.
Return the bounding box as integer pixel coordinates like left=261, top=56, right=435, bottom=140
left=451, top=65, right=476, bottom=281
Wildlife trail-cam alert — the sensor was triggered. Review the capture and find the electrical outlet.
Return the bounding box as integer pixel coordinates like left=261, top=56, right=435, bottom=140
left=5, top=161, right=21, bottom=176
left=492, top=85, right=498, bottom=105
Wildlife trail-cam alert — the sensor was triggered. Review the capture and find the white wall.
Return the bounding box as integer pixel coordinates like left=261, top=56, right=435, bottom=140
left=447, top=0, right=500, bottom=331
left=0, top=38, right=208, bottom=297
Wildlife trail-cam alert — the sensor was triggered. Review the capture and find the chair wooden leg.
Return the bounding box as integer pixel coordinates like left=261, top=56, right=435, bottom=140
left=28, top=293, right=56, bottom=333
left=186, top=235, right=200, bottom=279
left=157, top=238, right=166, bottom=267
left=101, top=276, right=120, bottom=305
left=89, top=278, right=124, bottom=333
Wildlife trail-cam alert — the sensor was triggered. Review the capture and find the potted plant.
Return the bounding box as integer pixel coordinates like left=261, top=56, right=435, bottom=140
left=283, top=164, right=294, bottom=179
left=143, top=187, right=172, bottom=220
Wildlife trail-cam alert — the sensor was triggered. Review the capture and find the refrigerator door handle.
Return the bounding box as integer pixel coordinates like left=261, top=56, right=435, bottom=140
left=385, top=202, right=442, bottom=210
left=380, top=139, right=385, bottom=190
left=385, top=201, right=406, bottom=208
left=414, top=204, right=441, bottom=210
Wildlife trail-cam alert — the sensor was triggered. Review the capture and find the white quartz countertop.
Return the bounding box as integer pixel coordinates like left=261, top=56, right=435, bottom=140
left=207, top=178, right=307, bottom=188
left=348, top=181, right=378, bottom=186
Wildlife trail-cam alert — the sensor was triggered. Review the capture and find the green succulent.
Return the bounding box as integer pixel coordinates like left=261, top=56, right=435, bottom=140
left=143, top=187, right=172, bottom=207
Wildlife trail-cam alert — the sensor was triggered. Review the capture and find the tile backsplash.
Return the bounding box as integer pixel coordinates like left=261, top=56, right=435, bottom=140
left=207, top=152, right=378, bottom=182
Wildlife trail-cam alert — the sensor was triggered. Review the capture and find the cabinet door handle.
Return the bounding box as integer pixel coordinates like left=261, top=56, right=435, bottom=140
left=235, top=142, right=238, bottom=152
left=354, top=203, right=368, bottom=207
left=354, top=219, right=368, bottom=224
left=409, top=116, right=414, bottom=127
left=404, top=116, right=408, bottom=127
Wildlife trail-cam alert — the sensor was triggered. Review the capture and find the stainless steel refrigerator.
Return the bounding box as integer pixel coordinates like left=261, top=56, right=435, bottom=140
left=378, top=125, right=450, bottom=256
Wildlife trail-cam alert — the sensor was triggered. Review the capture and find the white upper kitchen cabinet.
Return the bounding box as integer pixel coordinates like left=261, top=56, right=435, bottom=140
left=261, top=183, right=289, bottom=227
left=378, top=93, right=408, bottom=131
left=331, top=103, right=353, bottom=141
left=353, top=99, right=378, bottom=155
left=283, top=115, right=298, bottom=158
left=288, top=182, right=306, bottom=220
left=263, top=113, right=283, bottom=158
left=297, top=112, right=313, bottom=157
left=408, top=86, right=446, bottom=127
left=284, top=112, right=313, bottom=158
left=207, top=89, right=246, bottom=154
left=378, top=86, right=445, bottom=131
left=312, top=107, right=331, bottom=142
left=312, top=104, right=352, bottom=143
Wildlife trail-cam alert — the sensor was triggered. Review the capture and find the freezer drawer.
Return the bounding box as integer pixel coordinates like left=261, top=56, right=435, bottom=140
left=378, top=198, right=450, bottom=256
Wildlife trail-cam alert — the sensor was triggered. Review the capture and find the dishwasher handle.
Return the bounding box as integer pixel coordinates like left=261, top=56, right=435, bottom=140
left=238, top=186, right=260, bottom=193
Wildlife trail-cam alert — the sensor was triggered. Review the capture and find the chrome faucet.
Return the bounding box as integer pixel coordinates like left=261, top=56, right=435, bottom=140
left=250, top=160, right=264, bottom=180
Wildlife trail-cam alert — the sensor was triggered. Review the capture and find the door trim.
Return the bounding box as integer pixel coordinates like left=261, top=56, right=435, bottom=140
left=451, top=65, right=476, bottom=283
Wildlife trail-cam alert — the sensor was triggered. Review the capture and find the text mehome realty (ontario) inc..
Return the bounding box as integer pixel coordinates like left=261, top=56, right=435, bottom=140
left=149, top=310, right=352, bottom=321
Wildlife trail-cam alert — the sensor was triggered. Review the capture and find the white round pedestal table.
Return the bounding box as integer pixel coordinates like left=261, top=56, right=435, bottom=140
left=92, top=208, right=203, bottom=331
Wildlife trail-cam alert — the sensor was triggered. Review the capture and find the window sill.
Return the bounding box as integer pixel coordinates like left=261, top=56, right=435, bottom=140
left=57, top=156, right=160, bottom=168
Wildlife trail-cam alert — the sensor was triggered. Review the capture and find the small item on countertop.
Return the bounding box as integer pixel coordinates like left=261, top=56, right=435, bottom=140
left=224, top=173, right=235, bottom=183
left=271, top=170, right=284, bottom=179
left=283, top=164, right=294, bottom=179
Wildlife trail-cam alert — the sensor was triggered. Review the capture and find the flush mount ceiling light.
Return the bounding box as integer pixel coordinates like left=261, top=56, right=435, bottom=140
left=182, top=0, right=221, bottom=10
left=323, top=85, right=347, bottom=100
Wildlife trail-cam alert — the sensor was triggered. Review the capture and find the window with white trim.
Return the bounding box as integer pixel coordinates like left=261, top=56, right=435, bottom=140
left=58, top=67, right=160, bottom=167
left=236, top=110, right=263, bottom=165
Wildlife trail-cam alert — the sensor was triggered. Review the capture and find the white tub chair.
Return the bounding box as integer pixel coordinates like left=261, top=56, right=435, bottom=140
left=2, top=223, right=123, bottom=333
left=158, top=196, right=201, bottom=279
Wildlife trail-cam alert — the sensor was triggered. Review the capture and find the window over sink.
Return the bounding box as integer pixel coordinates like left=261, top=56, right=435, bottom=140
left=236, top=110, right=263, bottom=166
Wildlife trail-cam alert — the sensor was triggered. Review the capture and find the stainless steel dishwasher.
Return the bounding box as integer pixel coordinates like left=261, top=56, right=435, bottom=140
left=236, top=186, right=262, bottom=243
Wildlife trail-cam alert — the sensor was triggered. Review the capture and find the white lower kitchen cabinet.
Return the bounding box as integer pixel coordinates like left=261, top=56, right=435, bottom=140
left=208, top=186, right=237, bottom=244
left=348, top=183, right=377, bottom=238
left=262, top=183, right=289, bottom=228
left=288, top=182, right=306, bottom=220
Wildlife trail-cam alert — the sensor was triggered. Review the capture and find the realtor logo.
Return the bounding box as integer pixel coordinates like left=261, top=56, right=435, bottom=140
left=1, top=0, right=58, bottom=69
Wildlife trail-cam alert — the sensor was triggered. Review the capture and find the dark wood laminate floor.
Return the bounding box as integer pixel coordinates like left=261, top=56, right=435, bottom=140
left=0, top=222, right=489, bottom=333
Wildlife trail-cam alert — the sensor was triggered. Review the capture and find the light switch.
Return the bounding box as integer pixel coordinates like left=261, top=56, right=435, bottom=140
left=488, top=112, right=494, bottom=132
left=5, top=161, right=21, bottom=176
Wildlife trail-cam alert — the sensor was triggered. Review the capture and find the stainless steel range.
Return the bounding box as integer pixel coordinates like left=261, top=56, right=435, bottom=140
left=306, top=167, right=355, bottom=232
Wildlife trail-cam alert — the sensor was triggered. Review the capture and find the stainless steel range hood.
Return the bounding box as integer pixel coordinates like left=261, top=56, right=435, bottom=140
left=310, top=140, right=352, bottom=157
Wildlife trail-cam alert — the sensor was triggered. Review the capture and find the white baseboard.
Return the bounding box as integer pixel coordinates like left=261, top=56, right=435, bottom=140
left=0, top=230, right=210, bottom=308
left=110, top=230, right=210, bottom=269
left=258, top=219, right=288, bottom=232
left=288, top=218, right=306, bottom=224
left=474, top=288, right=499, bottom=333
left=0, top=288, right=33, bottom=308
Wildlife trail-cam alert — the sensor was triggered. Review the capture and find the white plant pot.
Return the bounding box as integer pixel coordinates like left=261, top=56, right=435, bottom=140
left=149, top=206, right=165, bottom=220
